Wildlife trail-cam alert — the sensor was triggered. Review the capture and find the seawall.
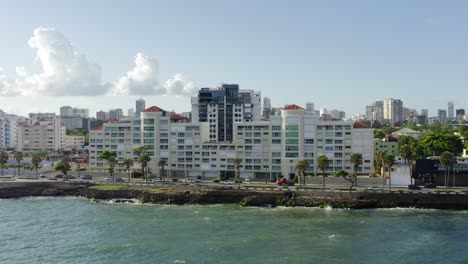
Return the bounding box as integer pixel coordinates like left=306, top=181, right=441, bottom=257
left=1, top=182, right=468, bottom=210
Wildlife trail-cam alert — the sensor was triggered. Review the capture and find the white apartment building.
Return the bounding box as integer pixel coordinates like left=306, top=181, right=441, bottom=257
left=89, top=104, right=374, bottom=179
left=17, top=117, right=66, bottom=152
left=64, top=135, right=86, bottom=148
left=0, top=111, right=19, bottom=149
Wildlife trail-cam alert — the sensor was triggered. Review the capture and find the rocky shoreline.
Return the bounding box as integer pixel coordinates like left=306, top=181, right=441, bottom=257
left=1, top=182, right=468, bottom=210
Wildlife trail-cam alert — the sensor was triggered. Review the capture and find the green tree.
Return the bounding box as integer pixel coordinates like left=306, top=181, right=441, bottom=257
left=233, top=157, right=242, bottom=189
left=14, top=151, right=23, bottom=177
left=123, top=158, right=134, bottom=183
left=374, top=151, right=386, bottom=178
left=350, top=153, right=363, bottom=187
left=158, top=159, right=167, bottom=184
left=419, top=132, right=463, bottom=156
left=140, top=154, right=151, bottom=180
left=317, top=155, right=329, bottom=189
left=31, top=151, right=47, bottom=179
left=384, top=154, right=395, bottom=191
left=0, top=151, right=8, bottom=176
left=335, top=169, right=354, bottom=193
left=399, top=144, right=414, bottom=184
left=374, top=130, right=386, bottom=139
left=440, top=151, right=456, bottom=191
left=54, top=156, right=71, bottom=180
left=295, top=159, right=309, bottom=187
left=99, top=150, right=118, bottom=181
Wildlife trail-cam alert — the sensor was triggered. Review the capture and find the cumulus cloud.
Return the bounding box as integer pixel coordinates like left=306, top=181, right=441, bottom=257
left=163, top=73, right=196, bottom=96
left=17, top=27, right=108, bottom=96
left=110, top=53, right=164, bottom=95
left=0, top=27, right=197, bottom=97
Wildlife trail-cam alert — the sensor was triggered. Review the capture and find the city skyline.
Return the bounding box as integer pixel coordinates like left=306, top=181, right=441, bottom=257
left=1, top=1, right=468, bottom=117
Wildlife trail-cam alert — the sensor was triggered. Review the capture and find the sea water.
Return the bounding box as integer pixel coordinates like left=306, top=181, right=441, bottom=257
left=1, top=197, right=467, bottom=264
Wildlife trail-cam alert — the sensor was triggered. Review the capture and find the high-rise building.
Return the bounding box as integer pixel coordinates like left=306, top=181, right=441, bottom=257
left=263, top=97, right=272, bottom=120
left=191, top=84, right=261, bottom=142
left=96, top=111, right=108, bottom=121
left=365, top=100, right=383, bottom=122
left=383, top=98, right=403, bottom=126
left=438, top=109, right=447, bottom=124
left=448, top=101, right=454, bottom=119
left=136, top=99, right=146, bottom=117
left=60, top=106, right=89, bottom=118
left=421, top=109, right=429, bottom=117
left=108, top=109, right=124, bottom=120
left=456, top=109, right=465, bottom=116
left=128, top=108, right=135, bottom=117
left=306, top=102, right=315, bottom=114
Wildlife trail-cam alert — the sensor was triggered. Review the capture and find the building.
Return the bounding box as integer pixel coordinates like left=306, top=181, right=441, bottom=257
left=89, top=104, right=374, bottom=179
left=448, top=101, right=454, bottom=120
left=391, top=128, right=423, bottom=139
left=437, top=109, right=447, bottom=124
left=17, top=117, right=66, bottom=152
left=374, top=139, right=399, bottom=157
left=365, top=100, right=383, bottom=122
left=96, top=111, right=108, bottom=121
left=64, top=135, right=86, bottom=149
left=28, top=112, right=56, bottom=121
left=0, top=111, right=19, bottom=149
left=191, top=84, right=261, bottom=142
left=108, top=109, right=124, bottom=120
left=456, top=109, right=465, bottom=120
left=263, top=97, right=272, bottom=120
left=136, top=99, right=146, bottom=117
left=383, top=98, right=403, bottom=126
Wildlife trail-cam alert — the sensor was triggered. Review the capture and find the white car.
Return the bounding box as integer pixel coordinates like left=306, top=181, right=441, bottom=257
left=367, top=186, right=384, bottom=191
left=183, top=178, right=200, bottom=183
left=221, top=180, right=233, bottom=185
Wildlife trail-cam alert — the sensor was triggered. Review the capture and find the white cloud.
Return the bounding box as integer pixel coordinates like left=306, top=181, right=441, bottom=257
left=16, top=27, right=108, bottom=96
left=0, top=27, right=197, bottom=97
left=110, top=53, right=164, bottom=95
left=163, top=73, right=196, bottom=96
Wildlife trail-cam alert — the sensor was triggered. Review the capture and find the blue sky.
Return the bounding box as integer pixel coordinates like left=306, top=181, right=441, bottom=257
left=0, top=0, right=467, bottom=117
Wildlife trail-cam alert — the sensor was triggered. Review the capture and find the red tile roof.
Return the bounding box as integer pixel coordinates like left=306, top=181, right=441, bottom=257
left=106, top=118, right=119, bottom=123
left=91, top=125, right=105, bottom=131
left=170, top=113, right=189, bottom=120
left=283, top=104, right=304, bottom=110
left=144, top=106, right=166, bottom=112
left=353, top=122, right=371, bottom=129
left=33, top=121, right=41, bottom=126
left=18, top=121, right=30, bottom=127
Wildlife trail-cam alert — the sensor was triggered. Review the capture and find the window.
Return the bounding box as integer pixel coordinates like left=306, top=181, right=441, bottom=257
left=143, top=119, right=154, bottom=125
left=286, top=139, right=299, bottom=144
left=272, top=125, right=281, bottom=130
left=304, top=139, right=314, bottom=144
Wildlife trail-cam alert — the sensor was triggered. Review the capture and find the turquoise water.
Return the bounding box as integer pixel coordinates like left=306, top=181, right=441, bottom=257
left=1, top=197, right=468, bottom=264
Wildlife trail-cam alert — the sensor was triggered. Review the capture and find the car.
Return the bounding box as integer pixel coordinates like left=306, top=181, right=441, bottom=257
left=367, top=186, right=384, bottom=191
left=105, top=177, right=113, bottom=181
left=183, top=178, right=199, bottom=183
left=69, top=175, right=77, bottom=179
left=39, top=173, right=46, bottom=178
left=221, top=180, right=233, bottom=185
left=145, top=179, right=155, bottom=183
left=115, top=177, right=125, bottom=182
left=55, top=174, right=64, bottom=179
left=408, top=184, right=422, bottom=190
left=154, top=177, right=163, bottom=182
left=424, top=183, right=437, bottom=189
left=195, top=175, right=202, bottom=180
left=81, top=175, right=92, bottom=180
left=244, top=177, right=252, bottom=183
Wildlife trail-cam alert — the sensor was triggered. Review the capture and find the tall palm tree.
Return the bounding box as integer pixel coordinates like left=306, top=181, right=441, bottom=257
left=140, top=153, right=151, bottom=180
left=317, top=156, right=329, bottom=189
left=399, top=144, right=414, bottom=184
left=440, top=151, right=455, bottom=191
left=0, top=151, right=8, bottom=176
left=295, top=159, right=309, bottom=187
left=31, top=152, right=45, bottom=180
left=99, top=150, right=118, bottom=181
left=14, top=151, right=23, bottom=177
left=233, top=157, right=242, bottom=189
left=158, top=159, right=167, bottom=184
left=350, top=153, right=363, bottom=187
left=375, top=151, right=386, bottom=186
left=384, top=154, right=395, bottom=191
left=123, top=158, right=134, bottom=183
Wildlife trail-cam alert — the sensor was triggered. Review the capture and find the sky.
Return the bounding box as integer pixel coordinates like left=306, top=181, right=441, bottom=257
left=0, top=0, right=468, bottom=118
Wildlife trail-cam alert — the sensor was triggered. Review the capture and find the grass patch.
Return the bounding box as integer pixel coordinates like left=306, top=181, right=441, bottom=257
left=90, top=185, right=127, bottom=191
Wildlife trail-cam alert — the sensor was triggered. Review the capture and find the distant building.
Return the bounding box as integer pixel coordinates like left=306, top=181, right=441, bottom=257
left=136, top=99, right=146, bottom=117
left=438, top=109, right=447, bottom=124
left=383, top=98, right=403, bottom=126
left=391, top=128, right=423, bottom=139
left=108, top=109, right=124, bottom=120
left=448, top=101, right=454, bottom=119
left=366, top=100, right=383, bottom=122
left=17, top=118, right=66, bottom=152
left=96, top=111, right=108, bottom=121
left=28, top=112, right=56, bottom=121
left=263, top=97, right=272, bottom=120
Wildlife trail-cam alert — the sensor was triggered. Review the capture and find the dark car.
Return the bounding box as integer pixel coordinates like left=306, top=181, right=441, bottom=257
left=55, top=174, right=64, bottom=179
left=408, top=184, right=422, bottom=190
left=115, top=177, right=125, bottom=182
left=424, top=183, right=437, bottom=189
left=81, top=175, right=92, bottom=180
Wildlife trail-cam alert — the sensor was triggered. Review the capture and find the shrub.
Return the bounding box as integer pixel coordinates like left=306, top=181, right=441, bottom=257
left=293, top=175, right=299, bottom=183
left=212, top=178, right=220, bottom=183
left=172, top=178, right=178, bottom=182
left=234, top=179, right=242, bottom=183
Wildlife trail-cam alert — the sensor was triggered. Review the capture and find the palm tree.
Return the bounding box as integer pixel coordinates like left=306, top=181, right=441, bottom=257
left=54, top=156, right=71, bottom=180
left=123, top=158, right=134, bottom=183
left=99, top=150, right=118, bottom=181
left=140, top=153, right=151, bottom=180
left=31, top=152, right=45, bottom=180
left=440, top=151, right=455, bottom=191
left=158, top=159, right=167, bottom=184
left=399, top=144, right=414, bottom=184
left=350, top=153, right=363, bottom=187
left=384, top=154, right=395, bottom=191
left=233, top=157, right=242, bottom=189
left=0, top=151, right=8, bottom=176
left=375, top=151, right=386, bottom=186
left=14, top=151, right=23, bottom=177
left=317, top=156, right=329, bottom=189
left=295, top=160, right=309, bottom=187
